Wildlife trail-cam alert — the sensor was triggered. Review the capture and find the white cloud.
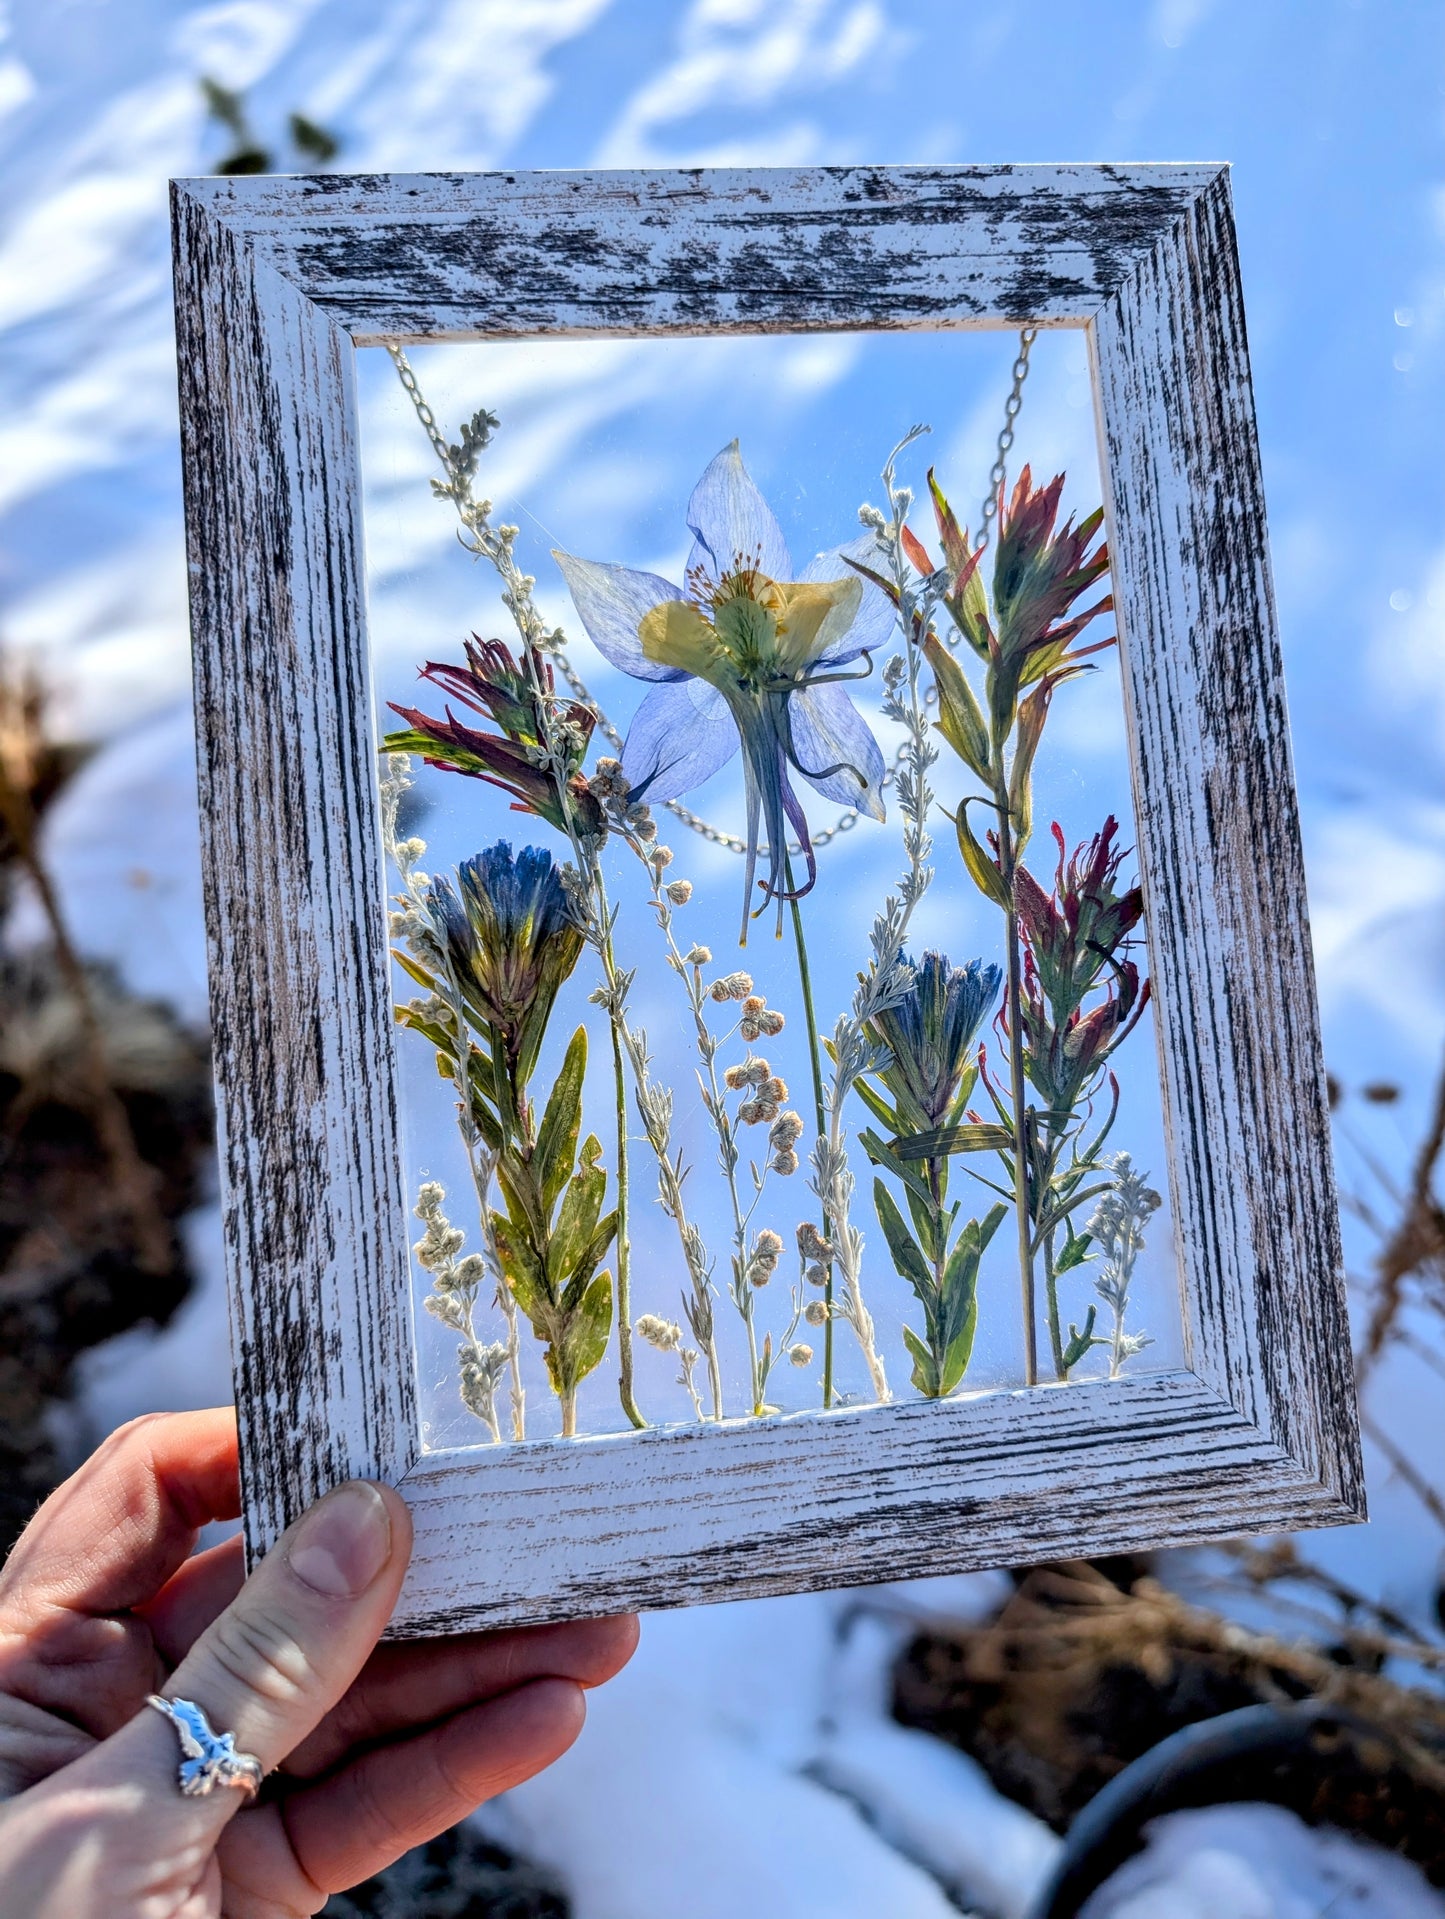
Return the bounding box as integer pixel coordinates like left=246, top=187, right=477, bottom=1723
left=594, top=0, right=893, bottom=166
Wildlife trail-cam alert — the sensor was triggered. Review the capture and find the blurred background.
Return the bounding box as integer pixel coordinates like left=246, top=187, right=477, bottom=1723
left=1, top=2, right=1443, bottom=1915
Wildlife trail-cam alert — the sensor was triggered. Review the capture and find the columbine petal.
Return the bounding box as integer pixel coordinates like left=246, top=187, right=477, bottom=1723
left=772, top=577, right=861, bottom=675
left=787, top=681, right=886, bottom=820
left=638, top=599, right=727, bottom=682
left=622, top=677, right=739, bottom=803
left=685, top=441, right=791, bottom=584
left=551, top=552, right=686, bottom=682
left=803, top=536, right=898, bottom=663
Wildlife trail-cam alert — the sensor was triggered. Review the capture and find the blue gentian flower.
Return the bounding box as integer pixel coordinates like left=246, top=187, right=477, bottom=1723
left=866, top=951, right=1003, bottom=1136
left=554, top=442, right=893, bottom=940
left=429, top=841, right=584, bottom=1091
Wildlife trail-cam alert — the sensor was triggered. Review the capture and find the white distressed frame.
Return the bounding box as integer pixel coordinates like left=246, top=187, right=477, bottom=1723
left=170, top=164, right=1363, bottom=1635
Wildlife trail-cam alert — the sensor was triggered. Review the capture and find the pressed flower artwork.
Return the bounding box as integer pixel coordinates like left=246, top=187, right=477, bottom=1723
left=360, top=329, right=1183, bottom=1447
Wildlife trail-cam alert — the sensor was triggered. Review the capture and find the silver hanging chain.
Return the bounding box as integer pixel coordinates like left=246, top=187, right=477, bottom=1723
left=386, top=332, right=1035, bottom=857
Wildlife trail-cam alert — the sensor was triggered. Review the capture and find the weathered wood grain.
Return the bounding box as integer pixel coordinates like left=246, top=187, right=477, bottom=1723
left=1091, top=170, right=1362, bottom=1506
left=389, top=1370, right=1341, bottom=1635
left=169, top=162, right=1364, bottom=1628
left=172, top=188, right=417, bottom=1562
left=177, top=164, right=1221, bottom=342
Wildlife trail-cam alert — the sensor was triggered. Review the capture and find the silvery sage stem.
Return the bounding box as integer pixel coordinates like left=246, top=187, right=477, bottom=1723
left=807, top=428, right=942, bottom=1407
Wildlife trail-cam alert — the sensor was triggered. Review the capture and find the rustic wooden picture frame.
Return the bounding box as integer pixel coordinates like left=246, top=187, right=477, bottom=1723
left=171, top=163, right=1364, bottom=1636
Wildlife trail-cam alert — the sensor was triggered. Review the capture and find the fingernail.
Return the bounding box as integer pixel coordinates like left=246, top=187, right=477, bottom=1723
left=287, top=1482, right=393, bottom=1597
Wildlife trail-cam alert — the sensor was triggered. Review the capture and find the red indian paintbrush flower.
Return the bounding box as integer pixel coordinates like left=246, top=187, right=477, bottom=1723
left=1010, top=817, right=1150, bottom=1111
left=383, top=636, right=605, bottom=841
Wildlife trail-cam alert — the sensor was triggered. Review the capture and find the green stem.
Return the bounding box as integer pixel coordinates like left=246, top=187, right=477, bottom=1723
left=995, top=804, right=1038, bottom=1387
left=784, top=854, right=833, bottom=1409
left=608, top=1001, right=644, bottom=1429
left=1043, top=1225, right=1064, bottom=1379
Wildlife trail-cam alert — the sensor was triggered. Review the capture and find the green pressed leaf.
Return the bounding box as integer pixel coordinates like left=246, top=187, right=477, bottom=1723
left=906, top=1181, right=946, bottom=1265
left=873, top=1180, right=932, bottom=1298
left=496, top=1152, right=545, bottom=1244
left=853, top=1075, right=904, bottom=1135
left=903, top=1323, right=941, bottom=1398
left=924, top=634, right=991, bottom=779
left=548, top=1135, right=606, bottom=1286
left=939, top=1204, right=1004, bottom=1364
left=560, top=1270, right=614, bottom=1390
left=939, top=1295, right=978, bottom=1396
left=1062, top=1306, right=1101, bottom=1374
left=955, top=804, right=1012, bottom=911
left=560, top=1209, right=619, bottom=1312
left=490, top=1212, right=547, bottom=1327
left=858, top=1129, right=937, bottom=1209
left=987, top=646, right=1027, bottom=753
left=926, top=468, right=971, bottom=579
left=1053, top=1225, right=1094, bottom=1274
left=895, top=1122, right=1015, bottom=1159
left=391, top=949, right=438, bottom=993
left=1007, top=679, right=1052, bottom=854
left=534, top=1026, right=587, bottom=1215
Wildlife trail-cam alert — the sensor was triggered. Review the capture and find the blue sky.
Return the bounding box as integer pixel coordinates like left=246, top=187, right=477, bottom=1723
left=2, top=0, right=1440, bottom=1051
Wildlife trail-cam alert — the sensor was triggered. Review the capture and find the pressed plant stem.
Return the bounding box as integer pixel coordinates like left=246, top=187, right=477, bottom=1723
left=616, top=828, right=727, bottom=1419
left=784, top=857, right=835, bottom=1409
left=606, top=1000, right=644, bottom=1429
left=699, top=1021, right=765, bottom=1415
left=994, top=801, right=1039, bottom=1387
left=1043, top=1228, right=1064, bottom=1379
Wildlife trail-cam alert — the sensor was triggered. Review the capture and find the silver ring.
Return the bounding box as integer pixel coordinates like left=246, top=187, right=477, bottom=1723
left=145, top=1694, right=264, bottom=1798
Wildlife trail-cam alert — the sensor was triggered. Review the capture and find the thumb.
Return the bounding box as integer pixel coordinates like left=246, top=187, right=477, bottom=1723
left=91, top=1481, right=409, bottom=1839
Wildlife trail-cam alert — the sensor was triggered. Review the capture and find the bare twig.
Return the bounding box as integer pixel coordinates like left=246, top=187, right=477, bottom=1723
left=1359, top=1039, right=1445, bottom=1377
left=0, top=675, right=171, bottom=1276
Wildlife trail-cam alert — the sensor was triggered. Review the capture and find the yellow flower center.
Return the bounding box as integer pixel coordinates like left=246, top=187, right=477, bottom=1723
left=638, top=555, right=861, bottom=694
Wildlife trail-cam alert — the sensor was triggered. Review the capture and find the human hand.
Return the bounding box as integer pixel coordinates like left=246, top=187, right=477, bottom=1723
left=0, top=1409, right=637, bottom=1916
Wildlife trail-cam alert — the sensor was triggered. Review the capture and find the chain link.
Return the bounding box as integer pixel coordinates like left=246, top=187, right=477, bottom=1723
left=386, top=334, right=1034, bottom=857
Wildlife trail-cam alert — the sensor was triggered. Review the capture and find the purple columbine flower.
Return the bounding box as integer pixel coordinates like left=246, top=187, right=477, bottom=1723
left=554, top=442, right=892, bottom=942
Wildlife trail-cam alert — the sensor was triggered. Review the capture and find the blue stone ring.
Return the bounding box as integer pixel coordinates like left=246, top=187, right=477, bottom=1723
left=145, top=1694, right=265, bottom=1798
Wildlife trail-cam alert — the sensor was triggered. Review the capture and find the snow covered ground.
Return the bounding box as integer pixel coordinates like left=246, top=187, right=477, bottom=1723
left=5, top=1, right=1445, bottom=1913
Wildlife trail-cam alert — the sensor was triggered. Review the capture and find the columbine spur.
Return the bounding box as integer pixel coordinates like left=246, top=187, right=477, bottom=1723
left=554, top=441, right=893, bottom=941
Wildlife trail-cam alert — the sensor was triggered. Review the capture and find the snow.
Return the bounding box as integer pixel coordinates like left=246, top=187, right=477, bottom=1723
left=5, top=1, right=1445, bottom=1912
left=1078, top=1804, right=1445, bottom=1919
left=479, top=1587, right=1051, bottom=1919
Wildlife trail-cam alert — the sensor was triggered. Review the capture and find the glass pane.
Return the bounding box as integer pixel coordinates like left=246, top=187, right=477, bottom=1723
left=357, top=327, right=1184, bottom=1450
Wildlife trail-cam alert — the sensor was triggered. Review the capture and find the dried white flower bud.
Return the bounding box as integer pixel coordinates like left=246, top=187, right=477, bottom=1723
left=651, top=845, right=674, bottom=869
left=666, top=879, right=693, bottom=905
left=804, top=1299, right=829, bottom=1326
left=788, top=1343, right=814, bottom=1367
left=709, top=971, right=754, bottom=1002
left=685, top=945, right=712, bottom=966
left=797, top=1222, right=834, bottom=1263
left=635, top=1313, right=682, bottom=1352
left=770, top=1150, right=799, bottom=1177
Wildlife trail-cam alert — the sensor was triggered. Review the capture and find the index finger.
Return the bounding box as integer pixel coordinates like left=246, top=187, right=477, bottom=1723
left=0, top=1410, right=239, bottom=1628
